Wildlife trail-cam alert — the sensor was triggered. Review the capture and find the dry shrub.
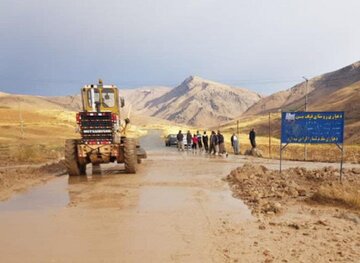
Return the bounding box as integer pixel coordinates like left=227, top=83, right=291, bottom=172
left=311, top=183, right=360, bottom=210
left=14, top=144, right=63, bottom=164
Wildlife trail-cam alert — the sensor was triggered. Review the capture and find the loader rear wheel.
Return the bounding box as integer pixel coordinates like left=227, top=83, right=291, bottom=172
left=65, top=139, right=82, bottom=177
left=79, top=163, right=87, bottom=175
left=124, top=138, right=137, bottom=174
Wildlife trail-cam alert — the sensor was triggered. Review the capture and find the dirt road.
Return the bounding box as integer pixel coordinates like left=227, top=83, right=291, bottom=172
left=0, top=130, right=359, bottom=262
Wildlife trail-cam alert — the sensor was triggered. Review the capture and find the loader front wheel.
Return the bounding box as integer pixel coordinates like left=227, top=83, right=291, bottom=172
left=124, top=138, right=137, bottom=174
left=65, top=139, right=81, bottom=176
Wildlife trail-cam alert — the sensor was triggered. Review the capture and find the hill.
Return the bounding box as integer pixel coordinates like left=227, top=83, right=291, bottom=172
left=139, top=76, right=262, bottom=127
left=244, top=61, right=360, bottom=116
left=121, top=86, right=171, bottom=114
left=222, top=61, right=360, bottom=144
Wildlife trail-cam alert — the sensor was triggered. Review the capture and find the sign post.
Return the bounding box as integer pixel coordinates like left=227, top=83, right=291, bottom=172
left=280, top=112, right=345, bottom=180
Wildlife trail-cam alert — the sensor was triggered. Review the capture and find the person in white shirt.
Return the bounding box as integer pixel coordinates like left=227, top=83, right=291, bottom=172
left=231, top=133, right=240, bottom=155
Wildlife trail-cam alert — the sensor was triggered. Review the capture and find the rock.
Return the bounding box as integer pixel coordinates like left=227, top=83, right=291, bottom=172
left=287, top=186, right=299, bottom=197
left=288, top=223, right=300, bottom=230
left=316, top=219, right=328, bottom=226
left=244, top=148, right=263, bottom=157
left=263, top=249, right=272, bottom=256
left=273, top=202, right=282, bottom=211
left=351, top=168, right=360, bottom=174
left=259, top=223, right=266, bottom=230
left=297, top=189, right=307, bottom=196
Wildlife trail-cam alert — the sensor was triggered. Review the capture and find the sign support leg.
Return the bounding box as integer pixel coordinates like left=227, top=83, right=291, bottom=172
left=279, top=143, right=288, bottom=174
left=336, top=143, right=344, bottom=182
left=280, top=143, right=282, bottom=174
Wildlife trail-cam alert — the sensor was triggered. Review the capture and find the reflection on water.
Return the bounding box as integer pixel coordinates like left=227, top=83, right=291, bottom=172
left=137, top=185, right=252, bottom=221
left=68, top=176, right=89, bottom=185
left=0, top=177, right=69, bottom=212
left=138, top=186, right=188, bottom=212
left=92, top=164, right=102, bottom=175
left=139, top=130, right=165, bottom=151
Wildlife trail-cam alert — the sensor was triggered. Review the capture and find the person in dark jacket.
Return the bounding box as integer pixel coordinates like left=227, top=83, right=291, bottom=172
left=202, top=131, right=209, bottom=152
left=218, top=130, right=228, bottom=157
left=196, top=131, right=203, bottom=151
left=186, top=130, right=192, bottom=150
left=209, top=131, right=218, bottom=155
left=249, top=128, right=256, bottom=149
left=177, top=130, right=184, bottom=151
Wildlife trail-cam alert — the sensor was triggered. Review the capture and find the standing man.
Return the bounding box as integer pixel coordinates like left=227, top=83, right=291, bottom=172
left=177, top=130, right=184, bottom=151
left=218, top=130, right=228, bottom=157
left=231, top=133, right=240, bottom=155
left=202, top=131, right=209, bottom=152
left=249, top=128, right=256, bottom=149
left=186, top=130, right=192, bottom=150
left=197, top=131, right=203, bottom=151
left=209, top=131, right=217, bottom=155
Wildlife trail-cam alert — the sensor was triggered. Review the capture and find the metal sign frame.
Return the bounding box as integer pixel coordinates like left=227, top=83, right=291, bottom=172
left=280, top=111, right=345, bottom=181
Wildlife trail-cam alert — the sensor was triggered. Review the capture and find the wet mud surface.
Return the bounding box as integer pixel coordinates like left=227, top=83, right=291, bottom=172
left=0, top=130, right=359, bottom=262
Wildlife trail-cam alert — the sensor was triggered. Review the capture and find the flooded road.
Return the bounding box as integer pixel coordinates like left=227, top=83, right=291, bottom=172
left=1, top=130, right=357, bottom=262
left=0, top=131, right=253, bottom=262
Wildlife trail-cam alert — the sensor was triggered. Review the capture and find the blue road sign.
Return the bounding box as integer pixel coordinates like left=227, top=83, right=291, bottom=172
left=281, top=112, right=344, bottom=144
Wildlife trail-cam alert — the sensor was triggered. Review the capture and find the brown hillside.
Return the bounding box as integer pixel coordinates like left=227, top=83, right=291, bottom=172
left=143, top=76, right=262, bottom=127
left=245, top=61, right=360, bottom=115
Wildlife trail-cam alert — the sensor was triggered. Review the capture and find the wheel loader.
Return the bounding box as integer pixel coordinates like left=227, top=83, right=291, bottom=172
left=65, top=80, right=146, bottom=176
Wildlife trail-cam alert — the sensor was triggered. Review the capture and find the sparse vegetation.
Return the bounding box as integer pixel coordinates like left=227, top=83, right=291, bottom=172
left=312, top=183, right=360, bottom=210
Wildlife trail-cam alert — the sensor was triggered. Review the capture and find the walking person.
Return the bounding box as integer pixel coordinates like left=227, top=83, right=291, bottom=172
left=217, top=130, right=228, bottom=157
left=186, top=130, right=192, bottom=150
left=231, top=133, right=240, bottom=155
left=249, top=128, right=256, bottom=149
left=177, top=130, right=184, bottom=151
left=192, top=134, right=198, bottom=153
left=196, top=131, right=203, bottom=152
left=202, top=131, right=209, bottom=152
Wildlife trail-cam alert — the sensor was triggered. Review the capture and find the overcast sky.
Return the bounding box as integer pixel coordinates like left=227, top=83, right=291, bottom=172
left=1, top=0, right=359, bottom=96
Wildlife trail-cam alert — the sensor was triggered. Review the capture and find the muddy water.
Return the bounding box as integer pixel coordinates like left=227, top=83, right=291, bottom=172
left=1, top=130, right=356, bottom=262
left=0, top=130, right=253, bottom=262
left=0, top=177, right=69, bottom=212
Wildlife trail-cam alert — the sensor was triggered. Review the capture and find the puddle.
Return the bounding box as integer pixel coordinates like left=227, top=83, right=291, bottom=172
left=0, top=177, right=69, bottom=212
left=205, top=190, right=253, bottom=220
left=136, top=185, right=252, bottom=221
left=138, top=186, right=189, bottom=212
left=139, top=130, right=167, bottom=151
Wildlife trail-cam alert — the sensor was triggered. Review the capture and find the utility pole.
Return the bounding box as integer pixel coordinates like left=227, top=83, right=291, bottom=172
left=302, top=76, right=308, bottom=161
left=268, top=112, right=271, bottom=158
left=18, top=98, right=24, bottom=139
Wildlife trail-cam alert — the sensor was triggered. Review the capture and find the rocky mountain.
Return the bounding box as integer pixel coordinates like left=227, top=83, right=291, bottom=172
left=138, top=76, right=262, bottom=127
left=244, top=61, right=360, bottom=115
left=121, top=86, right=171, bottom=113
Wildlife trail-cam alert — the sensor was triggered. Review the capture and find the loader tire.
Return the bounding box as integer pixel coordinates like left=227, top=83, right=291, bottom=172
left=124, top=138, right=137, bottom=174
left=65, top=139, right=81, bottom=177
left=79, top=163, right=87, bottom=175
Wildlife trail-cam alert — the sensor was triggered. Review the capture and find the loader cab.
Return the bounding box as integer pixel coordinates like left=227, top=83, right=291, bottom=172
left=81, top=83, right=121, bottom=114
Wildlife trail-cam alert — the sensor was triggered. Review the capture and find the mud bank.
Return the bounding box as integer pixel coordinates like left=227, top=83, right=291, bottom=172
left=0, top=160, right=66, bottom=200
left=225, top=163, right=360, bottom=262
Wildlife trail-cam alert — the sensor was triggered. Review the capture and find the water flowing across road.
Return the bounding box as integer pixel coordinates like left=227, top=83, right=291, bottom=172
left=0, top=130, right=254, bottom=262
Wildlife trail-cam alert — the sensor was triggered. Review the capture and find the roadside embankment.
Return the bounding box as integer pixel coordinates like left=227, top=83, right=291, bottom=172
left=0, top=160, right=66, bottom=201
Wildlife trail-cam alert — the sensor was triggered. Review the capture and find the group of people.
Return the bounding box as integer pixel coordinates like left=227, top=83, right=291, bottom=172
left=175, top=128, right=257, bottom=156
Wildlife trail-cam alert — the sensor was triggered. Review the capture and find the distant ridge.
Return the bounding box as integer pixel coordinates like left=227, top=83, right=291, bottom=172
left=244, top=61, right=360, bottom=116
left=135, top=76, right=262, bottom=127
